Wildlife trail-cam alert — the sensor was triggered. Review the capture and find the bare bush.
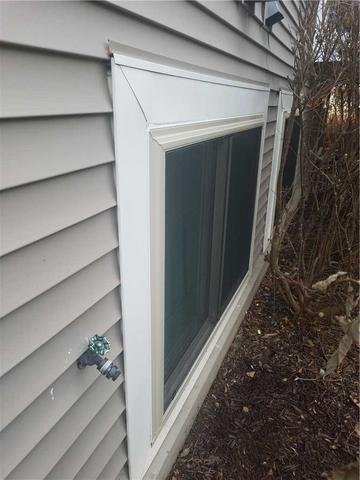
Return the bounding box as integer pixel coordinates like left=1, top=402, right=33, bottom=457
left=270, top=1, right=359, bottom=310
left=269, top=1, right=359, bottom=367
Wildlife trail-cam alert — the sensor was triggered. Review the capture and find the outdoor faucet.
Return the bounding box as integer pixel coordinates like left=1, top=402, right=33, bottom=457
left=77, top=334, right=121, bottom=381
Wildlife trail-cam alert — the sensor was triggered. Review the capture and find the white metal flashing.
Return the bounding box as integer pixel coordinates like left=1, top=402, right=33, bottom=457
left=109, top=41, right=270, bottom=93
left=113, top=53, right=270, bottom=92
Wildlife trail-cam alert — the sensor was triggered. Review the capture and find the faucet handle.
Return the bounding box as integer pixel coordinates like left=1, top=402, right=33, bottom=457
left=88, top=334, right=111, bottom=356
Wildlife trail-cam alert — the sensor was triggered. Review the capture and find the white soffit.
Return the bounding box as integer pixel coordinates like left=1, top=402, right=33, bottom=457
left=112, top=50, right=270, bottom=125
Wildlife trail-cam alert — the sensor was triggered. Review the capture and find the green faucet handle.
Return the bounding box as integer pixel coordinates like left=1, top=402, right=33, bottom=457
left=88, top=334, right=111, bottom=356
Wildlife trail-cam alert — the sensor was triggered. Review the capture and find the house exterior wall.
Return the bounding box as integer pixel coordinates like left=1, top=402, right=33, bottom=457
left=0, top=2, right=301, bottom=479
left=254, top=89, right=280, bottom=259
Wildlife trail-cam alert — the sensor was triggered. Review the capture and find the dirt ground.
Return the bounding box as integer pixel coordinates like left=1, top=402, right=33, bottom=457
left=167, top=271, right=359, bottom=480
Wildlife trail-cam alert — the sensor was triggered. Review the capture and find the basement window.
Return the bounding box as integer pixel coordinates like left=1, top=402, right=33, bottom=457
left=282, top=117, right=301, bottom=192
left=111, top=48, right=269, bottom=479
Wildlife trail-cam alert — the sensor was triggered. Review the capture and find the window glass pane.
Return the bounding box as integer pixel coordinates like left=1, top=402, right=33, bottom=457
left=164, top=140, right=217, bottom=404
left=282, top=117, right=301, bottom=190
left=163, top=126, right=262, bottom=409
left=220, top=128, right=262, bottom=310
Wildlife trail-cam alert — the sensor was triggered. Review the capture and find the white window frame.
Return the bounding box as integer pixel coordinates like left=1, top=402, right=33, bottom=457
left=263, top=90, right=293, bottom=252
left=150, top=114, right=265, bottom=431
left=111, top=48, right=269, bottom=480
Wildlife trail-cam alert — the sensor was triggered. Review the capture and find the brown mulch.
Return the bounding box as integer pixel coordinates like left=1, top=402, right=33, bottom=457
left=167, top=272, right=359, bottom=480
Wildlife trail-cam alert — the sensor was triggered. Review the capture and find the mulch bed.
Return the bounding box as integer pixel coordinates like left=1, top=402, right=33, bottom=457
left=167, top=271, right=359, bottom=480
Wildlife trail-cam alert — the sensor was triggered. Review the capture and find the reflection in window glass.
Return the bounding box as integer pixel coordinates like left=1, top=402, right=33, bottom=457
left=164, top=141, right=217, bottom=405
left=164, top=127, right=262, bottom=409
left=220, top=128, right=262, bottom=310
left=282, top=117, right=301, bottom=191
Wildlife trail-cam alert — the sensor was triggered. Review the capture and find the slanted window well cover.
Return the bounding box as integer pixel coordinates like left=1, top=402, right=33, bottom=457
left=111, top=48, right=269, bottom=480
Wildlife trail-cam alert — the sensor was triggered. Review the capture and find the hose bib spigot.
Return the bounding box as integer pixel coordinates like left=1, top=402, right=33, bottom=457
left=77, top=334, right=121, bottom=381
left=89, top=334, right=111, bottom=356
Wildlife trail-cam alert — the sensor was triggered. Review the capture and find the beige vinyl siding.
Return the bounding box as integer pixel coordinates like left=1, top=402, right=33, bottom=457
left=0, top=115, right=115, bottom=190
left=1, top=353, right=124, bottom=476
left=1, top=299, right=122, bottom=429
left=74, top=419, right=127, bottom=480
left=0, top=2, right=299, bottom=478
left=93, top=442, right=128, bottom=480
left=1, top=354, right=124, bottom=477
left=0, top=47, right=112, bottom=118
left=105, top=1, right=294, bottom=75
left=264, top=134, right=276, bottom=154
left=3, top=369, right=125, bottom=479
left=1, top=251, right=120, bottom=376
left=1, top=209, right=118, bottom=317
left=0, top=0, right=298, bottom=90
left=279, top=0, right=300, bottom=30
left=253, top=91, right=279, bottom=259
left=0, top=30, right=128, bottom=479
left=193, top=1, right=299, bottom=68
left=46, top=393, right=126, bottom=480
left=0, top=165, right=117, bottom=256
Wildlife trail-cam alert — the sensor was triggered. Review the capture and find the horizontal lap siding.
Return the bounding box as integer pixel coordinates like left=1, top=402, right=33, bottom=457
left=0, top=41, right=128, bottom=479
left=1, top=209, right=119, bottom=317
left=194, top=0, right=292, bottom=55
left=0, top=47, right=112, bottom=118
left=193, top=1, right=298, bottom=76
left=95, top=442, right=128, bottom=480
left=1, top=164, right=117, bottom=256
left=253, top=96, right=279, bottom=259
left=117, top=468, right=130, bottom=480
left=1, top=251, right=120, bottom=376
left=1, top=297, right=122, bottom=429
left=3, top=364, right=125, bottom=479
left=0, top=115, right=114, bottom=190
left=106, top=0, right=293, bottom=75
left=2, top=352, right=124, bottom=476
left=75, top=419, right=128, bottom=480
left=46, top=395, right=126, bottom=479
left=280, top=0, right=300, bottom=32
left=0, top=1, right=298, bottom=478
left=0, top=0, right=295, bottom=90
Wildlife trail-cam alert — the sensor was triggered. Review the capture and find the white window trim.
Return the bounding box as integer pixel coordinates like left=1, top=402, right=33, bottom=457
left=111, top=51, right=269, bottom=480
left=263, top=90, right=293, bottom=252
